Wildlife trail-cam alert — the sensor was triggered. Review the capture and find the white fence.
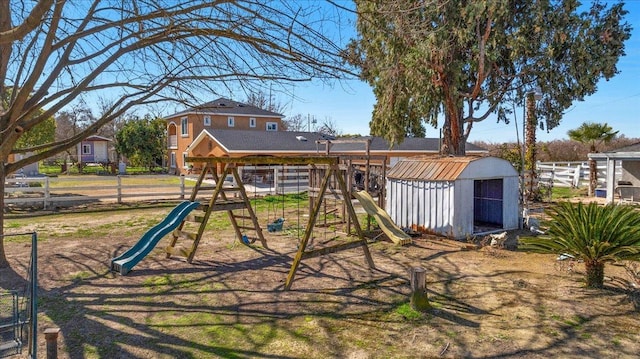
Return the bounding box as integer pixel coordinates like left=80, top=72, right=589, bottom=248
left=239, top=166, right=310, bottom=194
left=5, top=162, right=616, bottom=210
left=537, top=161, right=621, bottom=188
left=4, top=175, right=193, bottom=209
left=4, top=168, right=311, bottom=209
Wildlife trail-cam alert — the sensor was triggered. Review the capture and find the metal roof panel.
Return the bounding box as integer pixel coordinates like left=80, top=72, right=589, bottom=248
left=387, top=156, right=485, bottom=181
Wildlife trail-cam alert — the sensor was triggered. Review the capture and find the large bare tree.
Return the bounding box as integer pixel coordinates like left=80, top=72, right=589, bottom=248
left=0, top=0, right=352, bottom=267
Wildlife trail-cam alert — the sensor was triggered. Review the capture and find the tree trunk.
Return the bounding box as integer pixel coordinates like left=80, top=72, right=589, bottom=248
left=584, top=260, right=605, bottom=288
left=524, top=92, right=537, bottom=201
left=588, top=159, right=597, bottom=197
left=409, top=267, right=431, bottom=311
left=0, top=160, right=9, bottom=268
left=588, top=144, right=597, bottom=197
left=441, top=80, right=465, bottom=156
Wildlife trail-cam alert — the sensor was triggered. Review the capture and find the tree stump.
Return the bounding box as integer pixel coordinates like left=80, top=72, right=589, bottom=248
left=409, top=267, right=431, bottom=311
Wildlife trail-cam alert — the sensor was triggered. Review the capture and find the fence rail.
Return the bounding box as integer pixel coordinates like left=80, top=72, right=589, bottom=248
left=4, top=175, right=192, bottom=209
left=4, top=161, right=620, bottom=209
left=537, top=161, right=621, bottom=188
left=4, top=167, right=312, bottom=209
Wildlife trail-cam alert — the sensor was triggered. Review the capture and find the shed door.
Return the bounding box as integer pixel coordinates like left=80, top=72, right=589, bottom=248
left=94, top=142, right=108, bottom=162
left=474, top=179, right=503, bottom=227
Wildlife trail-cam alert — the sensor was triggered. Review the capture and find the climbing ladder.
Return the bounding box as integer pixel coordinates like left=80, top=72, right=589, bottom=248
left=165, top=162, right=266, bottom=263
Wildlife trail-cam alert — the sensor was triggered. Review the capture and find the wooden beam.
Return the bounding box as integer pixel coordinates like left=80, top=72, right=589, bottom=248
left=300, top=239, right=370, bottom=259
left=285, top=166, right=333, bottom=290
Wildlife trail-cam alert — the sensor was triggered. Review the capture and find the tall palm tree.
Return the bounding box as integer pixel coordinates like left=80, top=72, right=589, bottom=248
left=567, top=122, right=618, bottom=196
left=520, top=201, right=640, bottom=288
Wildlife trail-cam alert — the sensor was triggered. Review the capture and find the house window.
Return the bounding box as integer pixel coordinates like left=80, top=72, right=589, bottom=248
left=204, top=115, right=211, bottom=126
left=249, top=117, right=256, bottom=128
left=266, top=122, right=278, bottom=131
left=182, top=153, right=189, bottom=168
left=82, top=144, right=92, bottom=155
left=180, top=117, right=188, bottom=136
left=227, top=116, right=235, bottom=127
left=170, top=152, right=176, bottom=167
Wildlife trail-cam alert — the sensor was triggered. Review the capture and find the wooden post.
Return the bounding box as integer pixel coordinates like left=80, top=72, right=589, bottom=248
left=117, top=175, right=122, bottom=204
left=44, top=327, right=60, bottom=359
left=44, top=176, right=50, bottom=210
left=179, top=175, right=185, bottom=200
left=409, top=267, right=431, bottom=311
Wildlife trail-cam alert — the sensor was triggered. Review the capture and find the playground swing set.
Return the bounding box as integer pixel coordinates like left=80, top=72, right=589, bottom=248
left=111, top=155, right=382, bottom=289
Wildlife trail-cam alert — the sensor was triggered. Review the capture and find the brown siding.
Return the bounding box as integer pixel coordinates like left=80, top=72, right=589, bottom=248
left=166, top=112, right=283, bottom=173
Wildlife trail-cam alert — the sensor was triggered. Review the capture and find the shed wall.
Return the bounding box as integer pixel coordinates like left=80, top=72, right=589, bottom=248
left=386, top=179, right=455, bottom=236
left=621, top=161, right=640, bottom=186
left=452, top=180, right=474, bottom=238
left=501, top=176, right=521, bottom=231
left=387, top=175, right=520, bottom=239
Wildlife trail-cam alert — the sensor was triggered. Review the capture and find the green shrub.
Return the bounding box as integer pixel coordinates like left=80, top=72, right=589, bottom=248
left=520, top=201, right=640, bottom=288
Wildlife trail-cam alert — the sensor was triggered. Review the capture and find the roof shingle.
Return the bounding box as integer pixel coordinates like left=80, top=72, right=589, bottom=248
left=193, top=129, right=487, bottom=155
left=167, top=97, right=284, bottom=118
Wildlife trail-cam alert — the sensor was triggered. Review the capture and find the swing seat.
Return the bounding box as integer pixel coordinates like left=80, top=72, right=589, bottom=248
left=241, top=235, right=257, bottom=244
left=267, top=218, right=285, bottom=232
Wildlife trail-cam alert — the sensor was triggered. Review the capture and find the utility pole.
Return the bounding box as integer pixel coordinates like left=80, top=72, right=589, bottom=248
left=307, top=114, right=316, bottom=132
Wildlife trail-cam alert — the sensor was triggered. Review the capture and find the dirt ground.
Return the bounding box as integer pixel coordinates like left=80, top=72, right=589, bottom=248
left=1, top=201, right=640, bottom=359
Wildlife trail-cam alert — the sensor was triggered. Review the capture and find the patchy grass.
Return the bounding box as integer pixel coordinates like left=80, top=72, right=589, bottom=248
left=2, top=203, right=639, bottom=359
left=552, top=186, right=588, bottom=199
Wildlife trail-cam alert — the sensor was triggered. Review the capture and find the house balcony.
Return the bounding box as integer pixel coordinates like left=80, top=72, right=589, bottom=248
left=168, top=135, right=178, bottom=149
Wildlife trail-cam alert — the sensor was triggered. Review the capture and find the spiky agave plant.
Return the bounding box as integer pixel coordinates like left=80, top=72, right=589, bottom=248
left=520, top=201, right=640, bottom=288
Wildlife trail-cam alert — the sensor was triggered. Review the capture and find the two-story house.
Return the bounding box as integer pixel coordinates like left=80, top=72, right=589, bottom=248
left=165, top=97, right=284, bottom=174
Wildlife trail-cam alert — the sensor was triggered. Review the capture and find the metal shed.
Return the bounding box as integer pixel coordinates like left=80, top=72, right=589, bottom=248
left=386, top=156, right=520, bottom=240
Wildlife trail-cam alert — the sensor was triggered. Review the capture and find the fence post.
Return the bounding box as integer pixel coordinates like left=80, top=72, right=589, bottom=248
left=573, top=164, right=582, bottom=188
left=44, top=177, right=50, bottom=210
left=44, top=327, right=60, bottom=359
left=117, top=176, right=122, bottom=204
left=273, top=167, right=279, bottom=194
left=180, top=175, right=185, bottom=200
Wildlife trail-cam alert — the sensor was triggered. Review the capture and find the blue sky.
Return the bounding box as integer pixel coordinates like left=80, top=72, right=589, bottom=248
left=285, top=1, right=640, bottom=143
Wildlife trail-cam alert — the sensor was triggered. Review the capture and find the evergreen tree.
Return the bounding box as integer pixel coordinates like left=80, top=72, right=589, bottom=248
left=346, top=0, right=631, bottom=155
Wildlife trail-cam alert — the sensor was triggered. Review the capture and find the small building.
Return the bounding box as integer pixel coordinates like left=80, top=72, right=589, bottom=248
left=7, top=152, right=39, bottom=176
left=77, top=135, right=112, bottom=164
left=589, top=142, right=640, bottom=203
left=386, top=156, right=520, bottom=240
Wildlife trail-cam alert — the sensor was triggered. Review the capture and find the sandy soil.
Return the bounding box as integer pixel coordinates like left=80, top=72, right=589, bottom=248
left=1, top=202, right=639, bottom=359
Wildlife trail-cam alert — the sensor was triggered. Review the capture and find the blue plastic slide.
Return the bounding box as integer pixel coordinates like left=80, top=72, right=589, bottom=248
left=110, top=201, right=200, bottom=275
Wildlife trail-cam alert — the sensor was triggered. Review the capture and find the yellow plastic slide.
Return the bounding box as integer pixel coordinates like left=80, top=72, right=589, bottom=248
left=353, top=191, right=412, bottom=246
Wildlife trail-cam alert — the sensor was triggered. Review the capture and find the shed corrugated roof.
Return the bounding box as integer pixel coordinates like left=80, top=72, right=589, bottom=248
left=387, top=156, right=485, bottom=181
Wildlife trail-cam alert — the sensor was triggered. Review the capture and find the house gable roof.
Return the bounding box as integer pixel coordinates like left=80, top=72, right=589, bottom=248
left=83, top=135, right=112, bottom=142
left=166, top=97, right=284, bottom=119
left=186, top=129, right=487, bottom=156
